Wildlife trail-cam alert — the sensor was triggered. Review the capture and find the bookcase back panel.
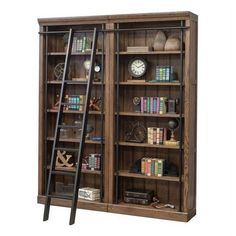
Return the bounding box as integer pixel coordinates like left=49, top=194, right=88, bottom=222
left=120, top=177, right=179, bottom=206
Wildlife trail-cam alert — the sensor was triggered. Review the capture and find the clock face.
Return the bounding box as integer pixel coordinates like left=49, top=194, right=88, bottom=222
left=94, top=65, right=101, bottom=73
left=128, top=58, right=147, bottom=78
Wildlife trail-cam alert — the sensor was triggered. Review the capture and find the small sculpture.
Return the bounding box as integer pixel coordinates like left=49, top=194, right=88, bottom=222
left=56, top=150, right=73, bottom=167
left=153, top=31, right=166, bottom=51
left=164, top=119, right=180, bottom=146
left=164, top=36, right=180, bottom=51
left=89, top=97, right=101, bottom=111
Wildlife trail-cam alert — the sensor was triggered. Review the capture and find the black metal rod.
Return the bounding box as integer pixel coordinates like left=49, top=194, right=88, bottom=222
left=100, top=25, right=105, bottom=202
left=178, top=20, right=184, bottom=212
left=44, top=26, right=49, bottom=197
left=115, top=23, right=120, bottom=204
left=43, top=29, right=74, bottom=222
left=69, top=28, right=98, bottom=225
left=39, top=26, right=189, bottom=35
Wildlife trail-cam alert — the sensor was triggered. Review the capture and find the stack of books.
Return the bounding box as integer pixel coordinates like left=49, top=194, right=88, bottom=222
left=88, top=153, right=101, bottom=171
left=155, top=66, right=173, bottom=82
left=141, top=157, right=165, bottom=177
left=147, top=127, right=167, bottom=145
left=140, top=96, right=167, bottom=114
left=72, top=36, right=91, bottom=53
left=64, top=95, right=85, bottom=111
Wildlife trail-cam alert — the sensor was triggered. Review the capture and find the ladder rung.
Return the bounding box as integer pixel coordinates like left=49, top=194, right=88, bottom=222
left=55, top=147, right=79, bottom=152
left=51, top=170, right=76, bottom=176
left=58, top=125, right=81, bottom=129
left=48, top=194, right=73, bottom=200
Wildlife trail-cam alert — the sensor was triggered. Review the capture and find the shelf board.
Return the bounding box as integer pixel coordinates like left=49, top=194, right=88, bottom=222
left=47, top=137, right=101, bottom=144
left=47, top=80, right=104, bottom=85
left=47, top=166, right=101, bottom=175
left=117, top=170, right=179, bottom=182
left=118, top=141, right=180, bottom=149
left=48, top=52, right=104, bottom=56
left=118, top=81, right=181, bottom=86
left=117, top=50, right=184, bottom=55
left=117, top=111, right=183, bottom=118
left=47, top=109, right=103, bottom=115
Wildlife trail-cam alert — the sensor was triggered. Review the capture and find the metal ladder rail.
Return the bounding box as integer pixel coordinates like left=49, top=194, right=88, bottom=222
left=43, top=28, right=74, bottom=221
left=69, top=28, right=98, bottom=225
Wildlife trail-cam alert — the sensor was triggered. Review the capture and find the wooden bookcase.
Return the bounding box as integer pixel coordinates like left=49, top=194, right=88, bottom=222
left=38, top=11, right=198, bottom=222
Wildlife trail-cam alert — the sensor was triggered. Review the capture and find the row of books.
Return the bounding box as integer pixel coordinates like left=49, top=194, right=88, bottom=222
left=155, top=66, right=173, bottom=82
left=147, top=127, right=167, bottom=145
left=64, top=95, right=85, bottom=111
left=82, top=154, right=101, bottom=171
left=72, top=36, right=91, bottom=53
left=141, top=157, right=165, bottom=177
left=140, top=96, right=167, bottom=114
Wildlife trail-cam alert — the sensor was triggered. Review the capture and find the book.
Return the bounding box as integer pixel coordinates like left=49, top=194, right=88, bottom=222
left=157, top=159, right=165, bottom=177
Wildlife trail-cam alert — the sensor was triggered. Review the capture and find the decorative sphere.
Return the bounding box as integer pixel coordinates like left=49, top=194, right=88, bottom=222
left=168, top=120, right=178, bottom=129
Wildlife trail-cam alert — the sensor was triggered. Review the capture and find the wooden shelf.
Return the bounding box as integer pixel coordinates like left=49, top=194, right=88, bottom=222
left=47, top=80, right=103, bottom=85
left=118, top=81, right=181, bottom=86
left=117, top=170, right=179, bottom=182
left=117, top=111, right=183, bottom=118
left=47, top=166, right=101, bottom=175
left=48, top=52, right=104, bottom=56
left=117, top=50, right=184, bottom=55
left=47, top=137, right=101, bottom=144
left=47, top=109, right=103, bottom=115
left=118, top=141, right=180, bottom=149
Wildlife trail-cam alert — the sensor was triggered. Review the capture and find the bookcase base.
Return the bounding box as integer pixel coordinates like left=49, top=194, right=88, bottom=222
left=37, top=195, right=195, bottom=222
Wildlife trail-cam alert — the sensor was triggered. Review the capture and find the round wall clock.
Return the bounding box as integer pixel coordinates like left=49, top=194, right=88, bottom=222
left=128, top=58, right=147, bottom=78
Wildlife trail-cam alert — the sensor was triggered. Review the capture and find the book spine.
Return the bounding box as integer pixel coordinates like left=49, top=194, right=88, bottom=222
left=156, top=97, right=160, bottom=114
left=143, top=97, right=147, bottom=113
left=79, top=95, right=84, bottom=111
left=154, top=159, right=158, bottom=176
left=156, top=128, right=160, bottom=144
left=159, top=128, right=164, bottom=145
left=146, top=97, right=150, bottom=113
left=157, top=159, right=164, bottom=177
left=150, top=97, right=153, bottom=114
left=151, top=159, right=155, bottom=176
left=146, top=159, right=151, bottom=176
left=153, top=127, right=157, bottom=145
left=153, top=97, right=157, bottom=113
left=163, top=128, right=167, bottom=142
left=140, top=97, right=144, bottom=113
left=141, top=158, right=146, bottom=174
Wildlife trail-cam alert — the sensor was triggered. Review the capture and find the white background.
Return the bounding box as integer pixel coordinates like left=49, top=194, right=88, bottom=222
left=0, top=0, right=235, bottom=235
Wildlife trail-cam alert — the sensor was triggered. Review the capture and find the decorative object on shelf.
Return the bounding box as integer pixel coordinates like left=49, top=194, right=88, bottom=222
left=86, top=153, right=101, bottom=171
left=94, top=63, right=101, bottom=82
left=164, top=119, right=180, bottom=146
left=167, top=98, right=179, bottom=113
left=64, top=95, right=85, bottom=111
left=147, top=127, right=167, bottom=145
left=86, top=124, right=94, bottom=139
left=124, top=189, right=154, bottom=205
left=78, top=187, right=100, bottom=201
left=153, top=31, right=166, bottom=51
left=55, top=182, right=74, bottom=196
left=89, top=96, right=101, bottom=111
left=126, top=46, right=152, bottom=53
left=164, top=36, right=180, bottom=51
left=127, top=57, right=147, bottom=82
left=83, top=59, right=91, bottom=80
left=129, top=158, right=142, bottom=173
left=60, top=122, right=70, bottom=139
left=63, top=33, right=69, bottom=51
left=81, top=157, right=89, bottom=170
left=91, top=136, right=104, bottom=141
left=141, top=157, right=165, bottom=176
left=52, top=94, right=60, bottom=110
left=54, top=63, right=65, bottom=80
left=151, top=196, right=175, bottom=209
left=154, top=65, right=173, bottom=82
left=56, top=150, right=73, bottom=167
left=125, top=121, right=147, bottom=143
left=74, top=117, right=82, bottom=139
left=133, top=97, right=141, bottom=112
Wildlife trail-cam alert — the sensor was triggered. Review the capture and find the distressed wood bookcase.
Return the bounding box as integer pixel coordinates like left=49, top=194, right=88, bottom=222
left=38, top=11, right=197, bottom=222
